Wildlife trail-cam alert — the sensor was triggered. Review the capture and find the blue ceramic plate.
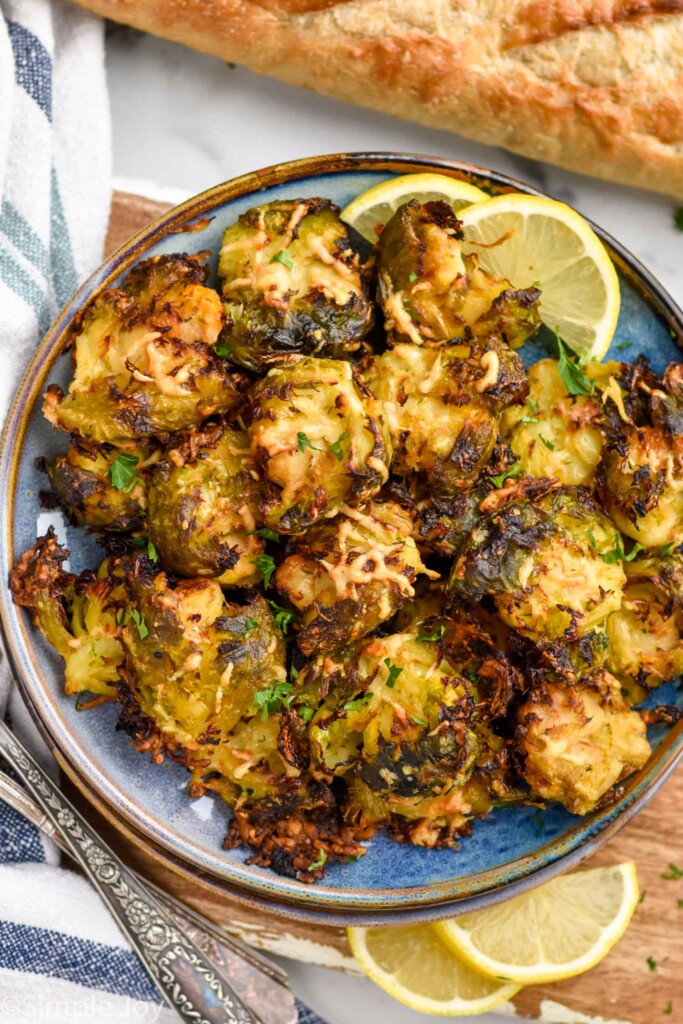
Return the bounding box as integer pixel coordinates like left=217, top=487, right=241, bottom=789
left=1, top=154, right=682, bottom=923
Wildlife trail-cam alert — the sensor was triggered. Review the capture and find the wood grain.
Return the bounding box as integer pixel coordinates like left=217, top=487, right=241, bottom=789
left=95, top=191, right=683, bottom=1022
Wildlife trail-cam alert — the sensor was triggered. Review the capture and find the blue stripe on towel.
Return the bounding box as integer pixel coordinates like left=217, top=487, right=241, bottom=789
left=50, top=169, right=79, bottom=308
left=0, top=921, right=161, bottom=1003
left=0, top=201, right=50, bottom=279
left=0, top=800, right=44, bottom=865
left=7, top=21, right=52, bottom=119
left=0, top=241, right=50, bottom=329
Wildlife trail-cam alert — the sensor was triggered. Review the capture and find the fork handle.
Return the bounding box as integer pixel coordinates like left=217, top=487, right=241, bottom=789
left=0, top=719, right=258, bottom=1024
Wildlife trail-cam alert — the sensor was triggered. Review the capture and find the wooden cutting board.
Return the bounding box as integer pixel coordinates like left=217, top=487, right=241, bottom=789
left=91, top=190, right=683, bottom=1024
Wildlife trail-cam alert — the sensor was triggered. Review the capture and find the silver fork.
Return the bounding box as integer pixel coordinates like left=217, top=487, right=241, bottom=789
left=0, top=765, right=297, bottom=1024
left=0, top=718, right=297, bottom=1024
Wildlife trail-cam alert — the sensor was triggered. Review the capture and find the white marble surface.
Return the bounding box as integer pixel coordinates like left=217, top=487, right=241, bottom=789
left=105, top=25, right=683, bottom=1024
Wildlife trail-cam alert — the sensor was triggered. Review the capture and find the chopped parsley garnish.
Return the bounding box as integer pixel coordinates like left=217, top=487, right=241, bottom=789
left=674, top=208, right=683, bottom=232
left=615, top=341, right=631, bottom=352
left=343, top=692, right=373, bottom=713
left=489, top=462, right=523, bottom=489
left=383, top=658, right=403, bottom=688
left=519, top=415, right=539, bottom=424
left=664, top=1002, right=673, bottom=1016
left=587, top=530, right=597, bottom=551
left=308, top=849, right=328, bottom=871
left=253, top=680, right=294, bottom=721
left=678, top=898, right=683, bottom=909
left=329, top=431, right=350, bottom=461
left=528, top=397, right=539, bottom=414
left=147, top=540, right=158, bottom=562
left=411, top=715, right=426, bottom=726
left=128, top=608, right=149, bottom=640
left=602, top=536, right=643, bottom=564
left=408, top=271, right=418, bottom=283
left=661, top=862, right=683, bottom=880
left=267, top=599, right=298, bottom=634
left=290, top=665, right=299, bottom=681
left=244, top=617, right=258, bottom=637
left=109, top=453, right=140, bottom=492
left=538, top=434, right=555, bottom=451
left=639, top=890, right=647, bottom=903
left=213, top=342, right=231, bottom=357
left=660, top=542, right=676, bottom=558
left=647, top=955, right=658, bottom=972
left=254, top=526, right=280, bottom=543
left=297, top=431, right=322, bottom=453
left=255, top=553, right=277, bottom=588
left=417, top=624, right=446, bottom=643
left=270, top=249, right=293, bottom=270
left=300, top=707, right=313, bottom=723
left=556, top=334, right=594, bottom=396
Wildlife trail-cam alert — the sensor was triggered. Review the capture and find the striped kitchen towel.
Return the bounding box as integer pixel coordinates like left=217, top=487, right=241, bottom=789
left=0, top=0, right=110, bottom=421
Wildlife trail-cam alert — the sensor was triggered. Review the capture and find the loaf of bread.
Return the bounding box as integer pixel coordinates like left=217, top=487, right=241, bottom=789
left=71, top=0, right=683, bottom=198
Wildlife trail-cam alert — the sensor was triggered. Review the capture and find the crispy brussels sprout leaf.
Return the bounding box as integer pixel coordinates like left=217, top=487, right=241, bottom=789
left=249, top=357, right=392, bottom=533
left=147, top=422, right=263, bottom=585
left=44, top=254, right=247, bottom=442
left=377, top=199, right=540, bottom=348
left=218, top=198, right=374, bottom=371
left=516, top=671, right=651, bottom=815
left=275, top=500, right=439, bottom=655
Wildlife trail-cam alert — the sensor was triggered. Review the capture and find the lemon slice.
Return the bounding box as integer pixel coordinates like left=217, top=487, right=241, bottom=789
left=347, top=923, right=521, bottom=1016
left=341, top=172, right=488, bottom=242
left=459, top=193, right=620, bottom=362
left=434, top=862, right=639, bottom=987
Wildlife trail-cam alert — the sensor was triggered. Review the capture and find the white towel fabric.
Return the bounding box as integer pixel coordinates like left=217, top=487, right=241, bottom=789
left=0, top=5, right=180, bottom=1021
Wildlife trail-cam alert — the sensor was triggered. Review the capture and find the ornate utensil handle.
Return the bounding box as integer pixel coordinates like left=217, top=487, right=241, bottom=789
left=0, top=719, right=258, bottom=1024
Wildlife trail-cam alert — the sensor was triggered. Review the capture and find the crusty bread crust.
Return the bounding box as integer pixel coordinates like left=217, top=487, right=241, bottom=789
left=72, top=0, right=683, bottom=197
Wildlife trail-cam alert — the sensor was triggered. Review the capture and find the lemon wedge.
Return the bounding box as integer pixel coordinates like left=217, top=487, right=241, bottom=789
left=434, top=862, right=639, bottom=987
left=341, top=172, right=488, bottom=242
left=347, top=922, right=521, bottom=1016
left=459, top=193, right=620, bottom=362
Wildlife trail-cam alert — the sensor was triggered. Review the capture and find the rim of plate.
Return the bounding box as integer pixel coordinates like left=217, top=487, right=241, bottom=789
left=1, top=152, right=682, bottom=916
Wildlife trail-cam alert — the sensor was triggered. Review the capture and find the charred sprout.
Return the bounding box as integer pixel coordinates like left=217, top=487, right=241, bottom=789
left=249, top=357, right=391, bottom=534
left=218, top=198, right=374, bottom=371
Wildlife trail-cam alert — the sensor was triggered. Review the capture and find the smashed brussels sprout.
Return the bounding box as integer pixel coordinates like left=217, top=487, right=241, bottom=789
left=218, top=198, right=374, bottom=371
left=516, top=670, right=651, bottom=815
left=297, top=620, right=519, bottom=846
left=597, top=426, right=683, bottom=548
left=249, top=357, right=391, bottom=533
left=9, top=530, right=124, bottom=697
left=44, top=254, right=246, bottom=442
left=46, top=440, right=148, bottom=532
left=377, top=199, right=540, bottom=348
left=449, top=487, right=626, bottom=643
left=119, top=561, right=292, bottom=802
left=147, top=422, right=263, bottom=585
left=606, top=553, right=683, bottom=696
left=501, top=358, right=614, bottom=487
left=364, top=341, right=528, bottom=492
left=274, top=500, right=439, bottom=655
